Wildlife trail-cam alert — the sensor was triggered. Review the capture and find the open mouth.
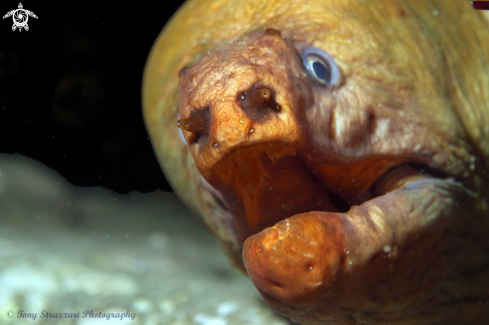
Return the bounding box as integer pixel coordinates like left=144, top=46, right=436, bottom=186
left=177, top=82, right=440, bottom=246
left=185, top=127, right=477, bottom=317
left=204, top=140, right=439, bottom=244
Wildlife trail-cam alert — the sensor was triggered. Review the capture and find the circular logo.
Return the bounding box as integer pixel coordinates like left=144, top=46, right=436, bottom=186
left=6, top=310, right=14, bottom=318
left=13, top=10, right=28, bottom=28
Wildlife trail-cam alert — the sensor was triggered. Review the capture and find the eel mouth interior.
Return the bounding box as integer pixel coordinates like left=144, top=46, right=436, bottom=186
left=209, top=141, right=441, bottom=245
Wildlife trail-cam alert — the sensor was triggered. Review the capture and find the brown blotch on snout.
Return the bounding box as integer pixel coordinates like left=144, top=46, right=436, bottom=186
left=236, top=85, right=280, bottom=121
left=176, top=109, right=211, bottom=144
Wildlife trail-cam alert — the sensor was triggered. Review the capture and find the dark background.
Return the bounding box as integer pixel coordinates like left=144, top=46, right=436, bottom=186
left=0, top=0, right=186, bottom=194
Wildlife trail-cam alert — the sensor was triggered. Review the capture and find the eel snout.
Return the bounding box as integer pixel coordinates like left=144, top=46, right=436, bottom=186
left=176, top=28, right=489, bottom=324
left=177, top=28, right=308, bottom=175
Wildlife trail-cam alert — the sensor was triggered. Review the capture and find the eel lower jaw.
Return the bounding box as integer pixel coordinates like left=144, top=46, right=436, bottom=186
left=241, top=163, right=489, bottom=325
left=241, top=171, right=479, bottom=324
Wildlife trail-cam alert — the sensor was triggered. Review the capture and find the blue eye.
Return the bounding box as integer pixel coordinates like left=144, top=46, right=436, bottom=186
left=301, top=47, right=340, bottom=87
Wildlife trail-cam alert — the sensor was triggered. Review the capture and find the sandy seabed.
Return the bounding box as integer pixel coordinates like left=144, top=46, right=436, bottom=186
left=0, top=154, right=293, bottom=325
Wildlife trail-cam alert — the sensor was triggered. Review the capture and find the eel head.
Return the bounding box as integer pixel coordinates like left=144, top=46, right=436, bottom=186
left=176, top=28, right=488, bottom=324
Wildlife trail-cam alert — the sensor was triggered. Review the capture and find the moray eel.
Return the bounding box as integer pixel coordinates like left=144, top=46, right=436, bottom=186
left=143, top=1, right=489, bottom=324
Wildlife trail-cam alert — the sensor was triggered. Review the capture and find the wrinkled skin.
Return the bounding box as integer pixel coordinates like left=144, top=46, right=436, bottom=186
left=143, top=1, right=489, bottom=324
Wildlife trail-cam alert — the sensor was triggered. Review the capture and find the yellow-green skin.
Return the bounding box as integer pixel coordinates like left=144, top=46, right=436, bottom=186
left=143, top=0, right=489, bottom=270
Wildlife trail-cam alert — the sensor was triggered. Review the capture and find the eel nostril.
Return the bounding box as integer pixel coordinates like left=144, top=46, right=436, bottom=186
left=261, top=88, right=270, bottom=99
left=176, top=108, right=210, bottom=144
left=236, top=84, right=280, bottom=121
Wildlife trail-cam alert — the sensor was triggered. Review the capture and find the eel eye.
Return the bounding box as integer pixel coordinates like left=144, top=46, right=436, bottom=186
left=301, top=47, right=340, bottom=87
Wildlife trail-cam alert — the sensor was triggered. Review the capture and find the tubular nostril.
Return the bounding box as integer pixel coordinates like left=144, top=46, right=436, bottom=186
left=176, top=108, right=210, bottom=144
left=236, top=84, right=280, bottom=121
